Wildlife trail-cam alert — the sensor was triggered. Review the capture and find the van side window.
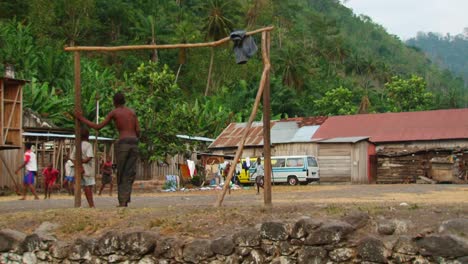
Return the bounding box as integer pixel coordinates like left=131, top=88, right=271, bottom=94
left=286, top=158, right=302, bottom=167
left=272, top=158, right=286, bottom=167
left=308, top=157, right=318, bottom=167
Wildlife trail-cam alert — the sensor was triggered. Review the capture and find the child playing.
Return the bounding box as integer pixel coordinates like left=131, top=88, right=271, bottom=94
left=15, top=142, right=39, bottom=200
left=42, top=163, right=59, bottom=199
left=98, top=155, right=113, bottom=196
left=71, top=127, right=95, bottom=208
left=63, top=157, right=75, bottom=195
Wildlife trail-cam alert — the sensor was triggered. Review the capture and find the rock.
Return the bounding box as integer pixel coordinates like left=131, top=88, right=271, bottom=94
left=34, top=222, right=59, bottom=236
left=108, top=254, right=126, bottom=263
left=250, top=249, right=265, bottom=264
left=154, top=237, right=183, bottom=260
left=342, top=210, right=370, bottom=229
left=271, top=256, right=295, bottom=264
left=225, top=254, right=241, bottom=264
left=210, top=260, right=224, bottom=264
left=94, top=231, right=122, bottom=256
left=412, top=256, right=431, bottom=264
left=377, top=221, right=396, bottom=235
left=182, top=239, right=214, bottom=263
left=68, top=238, right=96, bottom=261
left=0, top=229, right=26, bottom=252
left=49, top=241, right=72, bottom=259
left=120, top=231, right=158, bottom=256
left=261, top=222, right=289, bottom=241
left=297, top=246, right=327, bottom=264
left=137, top=255, right=157, bottom=264
left=304, top=220, right=354, bottom=245
left=233, top=228, right=261, bottom=247
left=457, top=256, right=468, bottom=263
left=357, top=236, right=388, bottom=263
left=236, top=246, right=251, bottom=257
left=392, top=219, right=410, bottom=235
left=439, top=218, right=468, bottom=243
left=416, top=235, right=468, bottom=257
left=329, top=247, right=355, bottom=262
left=35, top=250, right=49, bottom=261
left=2, top=252, right=22, bottom=262
left=291, top=217, right=322, bottom=239
left=261, top=244, right=277, bottom=256
left=22, top=252, right=37, bottom=264
left=392, top=252, right=415, bottom=263
left=211, top=236, right=235, bottom=256
left=279, top=241, right=295, bottom=256
left=393, top=236, right=418, bottom=255
left=20, top=234, right=42, bottom=253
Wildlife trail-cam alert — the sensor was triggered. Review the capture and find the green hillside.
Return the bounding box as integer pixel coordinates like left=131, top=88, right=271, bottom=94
left=0, top=0, right=466, bottom=150
left=407, top=31, right=468, bottom=87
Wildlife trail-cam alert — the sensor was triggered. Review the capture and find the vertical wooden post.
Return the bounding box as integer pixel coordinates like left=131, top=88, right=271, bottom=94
left=214, top=30, right=272, bottom=207
left=262, top=31, right=272, bottom=207
left=74, top=51, right=82, bottom=208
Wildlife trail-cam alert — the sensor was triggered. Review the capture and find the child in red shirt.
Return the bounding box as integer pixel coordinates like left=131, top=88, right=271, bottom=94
left=42, top=163, right=59, bottom=199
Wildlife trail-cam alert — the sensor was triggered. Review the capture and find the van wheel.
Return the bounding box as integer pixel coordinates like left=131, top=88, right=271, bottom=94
left=288, top=176, right=298, bottom=186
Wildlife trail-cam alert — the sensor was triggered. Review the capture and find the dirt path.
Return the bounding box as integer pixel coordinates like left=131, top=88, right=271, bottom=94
left=0, top=184, right=466, bottom=241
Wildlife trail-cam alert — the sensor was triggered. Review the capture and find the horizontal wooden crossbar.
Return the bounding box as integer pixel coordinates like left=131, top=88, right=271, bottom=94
left=64, top=26, right=274, bottom=52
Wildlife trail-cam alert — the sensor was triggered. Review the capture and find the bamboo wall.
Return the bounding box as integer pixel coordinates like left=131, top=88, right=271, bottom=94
left=0, top=149, right=21, bottom=189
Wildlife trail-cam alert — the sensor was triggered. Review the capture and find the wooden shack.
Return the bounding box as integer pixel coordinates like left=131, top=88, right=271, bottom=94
left=0, top=77, right=26, bottom=190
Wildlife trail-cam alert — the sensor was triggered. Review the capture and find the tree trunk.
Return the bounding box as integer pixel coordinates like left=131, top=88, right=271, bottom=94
left=205, top=47, right=214, bottom=96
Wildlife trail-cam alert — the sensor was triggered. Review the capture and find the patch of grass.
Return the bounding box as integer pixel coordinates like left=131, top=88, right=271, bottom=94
left=324, top=204, right=344, bottom=215
left=408, top=204, right=420, bottom=210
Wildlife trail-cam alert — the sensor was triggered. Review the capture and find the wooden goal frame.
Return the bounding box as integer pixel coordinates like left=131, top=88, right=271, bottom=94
left=65, top=26, right=274, bottom=208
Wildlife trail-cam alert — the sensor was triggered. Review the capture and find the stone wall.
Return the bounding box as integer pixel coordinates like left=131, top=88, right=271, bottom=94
left=1, top=214, right=467, bottom=263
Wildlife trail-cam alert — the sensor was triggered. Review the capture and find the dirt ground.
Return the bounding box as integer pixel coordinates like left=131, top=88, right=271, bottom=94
left=0, top=184, right=467, bottom=241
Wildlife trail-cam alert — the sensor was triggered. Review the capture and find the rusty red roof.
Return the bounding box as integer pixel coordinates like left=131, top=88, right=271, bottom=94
left=312, top=108, right=468, bottom=143
left=277, top=116, right=328, bottom=127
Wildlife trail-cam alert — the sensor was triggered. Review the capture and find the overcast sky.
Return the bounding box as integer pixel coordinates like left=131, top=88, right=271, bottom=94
left=343, top=0, right=468, bottom=40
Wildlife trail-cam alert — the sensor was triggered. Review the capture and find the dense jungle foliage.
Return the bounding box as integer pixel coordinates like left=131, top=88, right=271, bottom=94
left=407, top=30, right=468, bottom=87
left=1, top=0, right=467, bottom=161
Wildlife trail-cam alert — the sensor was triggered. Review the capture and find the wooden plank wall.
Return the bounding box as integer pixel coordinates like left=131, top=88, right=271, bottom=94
left=0, top=149, right=21, bottom=188
left=351, top=141, right=370, bottom=184
left=272, top=143, right=318, bottom=157
left=377, top=155, right=423, bottom=183
left=318, top=143, right=352, bottom=182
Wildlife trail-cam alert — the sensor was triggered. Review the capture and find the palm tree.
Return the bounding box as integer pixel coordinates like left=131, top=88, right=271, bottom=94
left=201, top=0, right=236, bottom=96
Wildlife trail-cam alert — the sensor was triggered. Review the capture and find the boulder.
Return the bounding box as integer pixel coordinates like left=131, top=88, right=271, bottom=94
left=297, top=246, right=327, bottom=264
left=233, top=228, right=261, bottom=247
left=357, top=236, right=388, bottom=263
left=94, top=231, right=121, bottom=256
left=68, top=238, right=96, bottom=261
left=439, top=218, right=468, bottom=243
left=20, top=234, right=42, bottom=253
left=416, top=235, right=468, bottom=257
left=120, top=231, right=158, bottom=255
left=279, top=241, right=295, bottom=256
left=261, top=222, right=289, bottom=241
left=0, top=229, right=26, bottom=252
left=210, top=236, right=235, bottom=256
left=342, top=210, right=370, bottom=229
left=183, top=239, right=214, bottom=263
left=49, top=241, right=72, bottom=259
left=271, top=256, right=295, bottom=264
left=22, top=252, right=37, bottom=264
left=329, top=247, right=355, bottom=262
left=154, top=237, right=183, bottom=260
left=305, top=220, right=354, bottom=245
left=377, top=221, right=396, bottom=235
left=290, top=217, right=322, bottom=239
left=393, top=236, right=418, bottom=255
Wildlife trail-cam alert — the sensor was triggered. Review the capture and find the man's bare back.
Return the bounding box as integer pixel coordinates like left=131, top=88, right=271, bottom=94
left=109, top=106, right=140, bottom=140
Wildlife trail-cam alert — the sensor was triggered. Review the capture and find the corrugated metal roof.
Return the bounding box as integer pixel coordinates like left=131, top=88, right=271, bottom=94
left=290, top=125, right=320, bottom=142
left=23, top=132, right=114, bottom=141
left=209, top=117, right=325, bottom=149
left=176, top=134, right=214, bottom=142
left=317, top=136, right=369, bottom=143
left=312, top=109, right=468, bottom=143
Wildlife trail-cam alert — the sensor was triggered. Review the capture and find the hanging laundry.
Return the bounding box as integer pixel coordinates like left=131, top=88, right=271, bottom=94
left=230, top=30, right=258, bottom=64
left=187, top=160, right=196, bottom=178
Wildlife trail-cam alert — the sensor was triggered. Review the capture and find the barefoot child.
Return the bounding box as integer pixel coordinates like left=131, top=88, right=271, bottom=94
left=42, top=163, right=59, bottom=199
left=98, top=155, right=113, bottom=196
left=63, top=157, right=75, bottom=195
left=71, top=127, right=95, bottom=208
left=15, top=142, right=39, bottom=200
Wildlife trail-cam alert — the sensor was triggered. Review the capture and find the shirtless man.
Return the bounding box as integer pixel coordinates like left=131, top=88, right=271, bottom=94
left=76, top=92, right=140, bottom=207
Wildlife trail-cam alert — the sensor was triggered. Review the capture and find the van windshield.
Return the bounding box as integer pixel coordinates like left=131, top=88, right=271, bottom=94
left=308, top=157, right=318, bottom=167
